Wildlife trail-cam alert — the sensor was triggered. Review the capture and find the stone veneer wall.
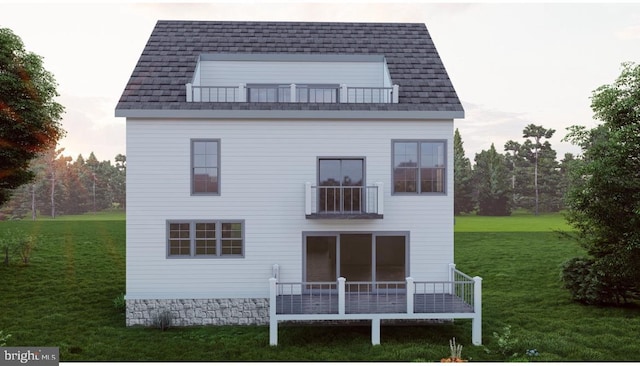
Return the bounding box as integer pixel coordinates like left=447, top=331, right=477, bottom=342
left=126, top=298, right=269, bottom=326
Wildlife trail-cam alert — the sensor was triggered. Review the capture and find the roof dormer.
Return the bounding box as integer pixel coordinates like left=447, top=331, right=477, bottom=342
left=186, top=53, right=399, bottom=104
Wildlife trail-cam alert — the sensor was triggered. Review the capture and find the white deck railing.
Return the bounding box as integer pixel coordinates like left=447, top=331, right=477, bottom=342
left=268, top=264, right=482, bottom=346
left=186, top=83, right=399, bottom=103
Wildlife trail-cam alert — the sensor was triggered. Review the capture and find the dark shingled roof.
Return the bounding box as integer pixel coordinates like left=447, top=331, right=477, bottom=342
left=116, top=20, right=463, bottom=114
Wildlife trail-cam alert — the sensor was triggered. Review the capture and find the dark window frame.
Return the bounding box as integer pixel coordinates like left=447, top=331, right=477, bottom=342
left=302, top=231, right=410, bottom=285
left=391, top=139, right=447, bottom=195
left=316, top=156, right=366, bottom=213
left=167, top=220, right=244, bottom=258
left=191, top=139, right=221, bottom=196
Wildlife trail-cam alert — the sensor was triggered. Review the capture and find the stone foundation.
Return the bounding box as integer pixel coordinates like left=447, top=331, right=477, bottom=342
left=126, top=298, right=269, bottom=327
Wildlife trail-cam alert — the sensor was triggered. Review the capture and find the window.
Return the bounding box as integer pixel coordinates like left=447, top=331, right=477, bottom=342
left=192, top=139, right=220, bottom=194
left=168, top=223, right=191, bottom=256
left=392, top=140, right=446, bottom=194
left=318, top=158, right=364, bottom=213
left=167, top=221, right=244, bottom=258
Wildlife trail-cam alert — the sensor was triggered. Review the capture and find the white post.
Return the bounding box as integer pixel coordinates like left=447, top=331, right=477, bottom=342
left=392, top=84, right=399, bottom=103
left=238, top=83, right=246, bottom=102
left=305, top=182, right=313, bottom=216
left=472, top=276, right=483, bottom=345
left=290, top=84, right=296, bottom=102
left=448, top=263, right=456, bottom=295
left=340, top=84, right=348, bottom=103
left=406, top=277, right=414, bottom=314
left=375, top=182, right=384, bottom=216
left=371, top=317, right=381, bottom=345
left=269, top=277, right=278, bottom=346
left=338, top=277, right=346, bottom=315
left=186, top=83, right=193, bottom=102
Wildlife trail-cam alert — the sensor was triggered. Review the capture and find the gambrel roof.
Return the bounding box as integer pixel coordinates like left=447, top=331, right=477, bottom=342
left=115, top=20, right=464, bottom=119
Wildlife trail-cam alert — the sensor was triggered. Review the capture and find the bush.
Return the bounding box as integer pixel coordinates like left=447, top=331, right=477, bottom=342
left=493, top=325, right=518, bottom=357
left=153, top=310, right=173, bottom=331
left=113, top=293, right=126, bottom=312
left=561, top=257, right=636, bottom=305
left=0, top=330, right=11, bottom=346
left=1, top=229, right=37, bottom=265
left=15, top=234, right=36, bottom=264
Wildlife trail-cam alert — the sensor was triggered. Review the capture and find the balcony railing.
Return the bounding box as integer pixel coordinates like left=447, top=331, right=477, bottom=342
left=186, top=83, right=399, bottom=103
left=305, top=183, right=383, bottom=219
left=268, top=263, right=483, bottom=346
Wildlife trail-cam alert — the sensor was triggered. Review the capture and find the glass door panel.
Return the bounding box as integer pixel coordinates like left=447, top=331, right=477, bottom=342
left=319, top=160, right=341, bottom=212
left=305, top=236, right=337, bottom=283
left=318, top=159, right=364, bottom=213
left=375, top=236, right=406, bottom=281
left=341, top=159, right=363, bottom=212
left=339, top=234, right=372, bottom=283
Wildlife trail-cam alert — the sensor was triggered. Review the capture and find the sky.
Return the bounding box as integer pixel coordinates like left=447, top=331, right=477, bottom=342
left=2, top=1, right=640, bottom=163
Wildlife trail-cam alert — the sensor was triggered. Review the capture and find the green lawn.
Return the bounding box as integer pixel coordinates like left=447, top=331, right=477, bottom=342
left=455, top=211, right=572, bottom=232
left=0, top=213, right=638, bottom=361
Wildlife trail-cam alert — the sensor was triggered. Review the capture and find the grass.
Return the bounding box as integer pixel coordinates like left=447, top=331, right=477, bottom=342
left=455, top=210, right=573, bottom=232
left=34, top=209, right=125, bottom=221
left=0, top=212, right=638, bottom=361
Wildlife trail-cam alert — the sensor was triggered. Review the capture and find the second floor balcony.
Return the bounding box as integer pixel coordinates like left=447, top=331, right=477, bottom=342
left=305, top=182, right=384, bottom=219
left=186, top=83, right=399, bottom=104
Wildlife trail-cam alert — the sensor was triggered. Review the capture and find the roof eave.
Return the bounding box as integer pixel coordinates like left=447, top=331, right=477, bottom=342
left=114, top=109, right=464, bottom=120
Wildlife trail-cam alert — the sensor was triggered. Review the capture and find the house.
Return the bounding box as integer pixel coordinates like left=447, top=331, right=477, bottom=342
left=115, top=20, right=482, bottom=345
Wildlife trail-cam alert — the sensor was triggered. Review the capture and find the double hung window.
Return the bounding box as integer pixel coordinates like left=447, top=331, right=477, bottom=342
left=393, top=140, right=446, bottom=194
left=192, top=139, right=220, bottom=194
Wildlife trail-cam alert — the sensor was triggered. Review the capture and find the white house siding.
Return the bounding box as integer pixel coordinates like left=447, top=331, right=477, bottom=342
left=126, top=118, right=453, bottom=324
left=197, top=61, right=392, bottom=87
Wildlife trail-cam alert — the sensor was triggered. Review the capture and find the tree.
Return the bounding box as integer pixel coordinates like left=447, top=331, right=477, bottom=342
left=558, top=152, right=581, bottom=209
left=453, top=129, right=474, bottom=215
left=561, top=62, right=640, bottom=305
left=1, top=150, right=127, bottom=219
left=522, top=124, right=555, bottom=215
left=0, top=28, right=65, bottom=206
left=503, top=140, right=525, bottom=207
left=112, top=154, right=126, bottom=209
left=473, top=144, right=512, bottom=216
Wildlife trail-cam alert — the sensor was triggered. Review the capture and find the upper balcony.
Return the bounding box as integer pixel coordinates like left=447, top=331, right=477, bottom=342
left=304, top=182, right=383, bottom=219
left=186, top=53, right=398, bottom=105
left=186, top=83, right=399, bottom=103
left=186, top=83, right=399, bottom=104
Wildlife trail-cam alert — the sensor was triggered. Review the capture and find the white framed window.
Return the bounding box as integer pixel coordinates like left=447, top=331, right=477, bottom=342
left=167, top=220, right=244, bottom=258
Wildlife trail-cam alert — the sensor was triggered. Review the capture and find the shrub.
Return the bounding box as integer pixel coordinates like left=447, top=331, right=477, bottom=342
left=0, top=330, right=11, bottom=346
left=486, top=325, right=518, bottom=358
left=153, top=310, right=173, bottom=331
left=1, top=229, right=37, bottom=265
left=561, top=257, right=636, bottom=305
left=113, top=293, right=126, bottom=312
left=15, top=234, right=36, bottom=264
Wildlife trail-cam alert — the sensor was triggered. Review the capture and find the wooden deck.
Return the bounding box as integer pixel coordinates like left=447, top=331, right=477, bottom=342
left=275, top=293, right=473, bottom=315
left=268, top=271, right=483, bottom=346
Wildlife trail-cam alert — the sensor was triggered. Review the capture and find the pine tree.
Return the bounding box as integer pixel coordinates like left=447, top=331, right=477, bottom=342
left=453, top=129, right=474, bottom=215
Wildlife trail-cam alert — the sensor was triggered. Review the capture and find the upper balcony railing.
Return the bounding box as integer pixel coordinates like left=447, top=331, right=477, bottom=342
left=186, top=83, right=399, bottom=104
left=305, top=182, right=383, bottom=219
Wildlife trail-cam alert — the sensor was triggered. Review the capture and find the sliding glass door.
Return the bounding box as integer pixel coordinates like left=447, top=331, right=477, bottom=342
left=304, top=232, right=407, bottom=288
